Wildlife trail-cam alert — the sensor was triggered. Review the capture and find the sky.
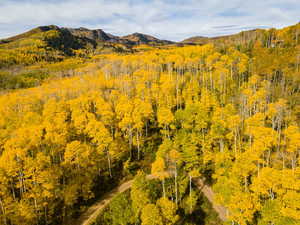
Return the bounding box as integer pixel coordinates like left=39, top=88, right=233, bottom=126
left=0, top=0, right=299, bottom=41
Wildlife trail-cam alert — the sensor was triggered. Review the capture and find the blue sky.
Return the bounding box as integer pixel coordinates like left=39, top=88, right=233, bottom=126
left=0, top=0, right=299, bottom=41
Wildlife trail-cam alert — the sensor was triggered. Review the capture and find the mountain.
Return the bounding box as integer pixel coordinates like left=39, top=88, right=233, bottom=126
left=121, top=32, right=173, bottom=45
left=0, top=25, right=60, bottom=43
left=0, top=25, right=176, bottom=68
left=181, top=36, right=208, bottom=44
left=66, top=28, right=174, bottom=45
left=0, top=25, right=173, bottom=47
left=1, top=22, right=300, bottom=69
left=181, top=29, right=268, bottom=47
left=66, top=27, right=119, bottom=42
left=0, top=25, right=94, bottom=68
left=0, top=25, right=97, bottom=54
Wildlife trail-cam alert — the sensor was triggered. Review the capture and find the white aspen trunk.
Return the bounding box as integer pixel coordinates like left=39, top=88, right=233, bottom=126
left=210, top=70, right=213, bottom=89
left=0, top=198, right=7, bottom=225
left=162, top=179, right=166, bottom=198
left=34, top=197, right=39, bottom=222
left=175, top=162, right=178, bottom=205
left=292, top=152, right=296, bottom=174
left=282, top=150, right=286, bottom=169
left=136, top=131, right=140, bottom=160
left=244, top=176, right=248, bottom=192
left=234, top=131, right=237, bottom=158
left=219, top=139, right=224, bottom=152
left=10, top=182, right=16, bottom=200
left=129, top=128, right=133, bottom=159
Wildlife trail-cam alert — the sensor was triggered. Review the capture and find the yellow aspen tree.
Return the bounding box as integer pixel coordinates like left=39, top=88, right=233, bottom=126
left=141, top=204, right=163, bottom=225
left=151, top=157, right=169, bottom=198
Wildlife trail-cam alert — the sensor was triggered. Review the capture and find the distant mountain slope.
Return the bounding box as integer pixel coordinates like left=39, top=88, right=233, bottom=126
left=0, top=25, right=96, bottom=53
left=0, top=25, right=174, bottom=47
left=181, top=29, right=266, bottom=46
left=66, top=27, right=119, bottom=42
left=66, top=28, right=174, bottom=45
left=121, top=32, right=173, bottom=45
left=0, top=25, right=60, bottom=43
left=181, top=36, right=208, bottom=44
left=181, top=24, right=300, bottom=48
left=0, top=25, right=175, bottom=68
left=1, top=22, right=300, bottom=69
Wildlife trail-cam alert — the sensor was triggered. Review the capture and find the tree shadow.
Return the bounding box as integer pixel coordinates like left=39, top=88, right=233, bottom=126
left=180, top=193, right=222, bottom=225
left=181, top=196, right=207, bottom=225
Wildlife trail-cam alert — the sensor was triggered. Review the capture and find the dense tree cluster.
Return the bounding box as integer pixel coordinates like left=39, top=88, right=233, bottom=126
left=96, top=172, right=220, bottom=225
left=0, top=23, right=299, bottom=225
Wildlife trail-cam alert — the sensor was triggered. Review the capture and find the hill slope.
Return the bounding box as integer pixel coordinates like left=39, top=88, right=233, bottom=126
left=1, top=25, right=173, bottom=48
left=121, top=32, right=173, bottom=45
left=182, top=23, right=300, bottom=48
left=0, top=25, right=175, bottom=68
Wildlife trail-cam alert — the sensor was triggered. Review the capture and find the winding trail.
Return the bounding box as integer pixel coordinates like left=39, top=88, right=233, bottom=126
left=76, top=175, right=227, bottom=225
left=194, top=179, right=227, bottom=221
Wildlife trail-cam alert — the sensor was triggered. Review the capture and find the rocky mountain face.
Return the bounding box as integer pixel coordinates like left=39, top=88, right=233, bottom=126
left=121, top=32, right=173, bottom=45
left=66, top=27, right=119, bottom=42
left=67, top=27, right=173, bottom=45
left=3, top=23, right=298, bottom=54
left=0, top=25, right=174, bottom=47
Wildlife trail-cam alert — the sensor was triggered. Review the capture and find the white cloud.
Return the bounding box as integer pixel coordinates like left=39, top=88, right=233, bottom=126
left=0, top=0, right=299, bottom=41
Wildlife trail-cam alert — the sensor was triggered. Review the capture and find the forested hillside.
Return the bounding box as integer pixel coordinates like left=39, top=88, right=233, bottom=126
left=0, top=23, right=299, bottom=225
left=0, top=25, right=174, bottom=91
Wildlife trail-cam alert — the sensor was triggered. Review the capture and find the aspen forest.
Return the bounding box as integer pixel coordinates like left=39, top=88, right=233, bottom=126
left=0, top=21, right=300, bottom=225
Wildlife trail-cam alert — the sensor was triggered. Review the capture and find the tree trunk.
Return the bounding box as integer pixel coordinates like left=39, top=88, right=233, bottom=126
left=145, top=121, right=148, bottom=137
left=107, top=149, right=112, bottom=178
left=136, top=131, right=140, bottom=160
left=219, top=139, right=224, bottom=152
left=162, top=179, right=166, bottom=198
left=292, top=152, right=296, bottom=173
left=0, top=198, right=7, bottom=225
left=10, top=181, right=16, bottom=200
left=282, top=151, right=285, bottom=169
left=129, top=128, right=133, bottom=159
left=44, top=206, right=48, bottom=225
left=267, top=149, right=271, bottom=167
left=189, top=175, right=192, bottom=214
left=175, top=162, right=178, bottom=205
left=234, top=131, right=237, bottom=158
left=34, top=196, right=39, bottom=222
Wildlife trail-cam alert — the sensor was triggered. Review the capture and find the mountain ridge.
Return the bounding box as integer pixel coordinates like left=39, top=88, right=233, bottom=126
left=1, top=22, right=300, bottom=65
left=2, top=23, right=300, bottom=47
left=0, top=25, right=174, bottom=46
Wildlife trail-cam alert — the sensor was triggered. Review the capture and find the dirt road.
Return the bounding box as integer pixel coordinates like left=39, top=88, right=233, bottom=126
left=194, top=178, right=227, bottom=221
left=76, top=175, right=227, bottom=225
left=75, top=175, right=155, bottom=225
